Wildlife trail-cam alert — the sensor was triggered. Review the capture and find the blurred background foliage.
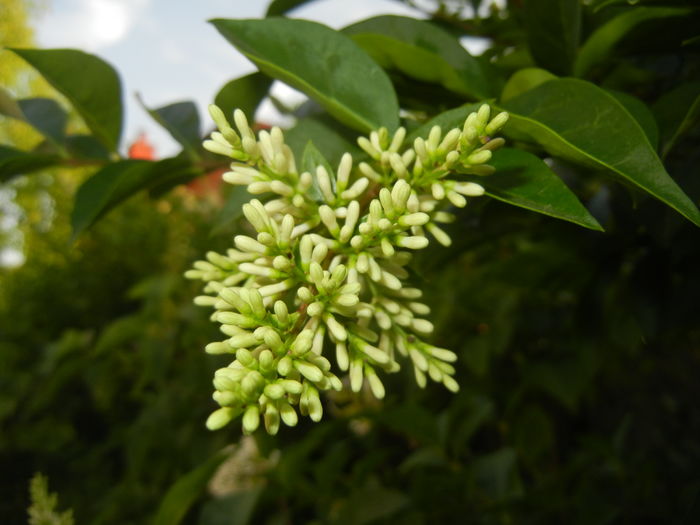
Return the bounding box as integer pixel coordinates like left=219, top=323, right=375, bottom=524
left=2, top=0, right=700, bottom=524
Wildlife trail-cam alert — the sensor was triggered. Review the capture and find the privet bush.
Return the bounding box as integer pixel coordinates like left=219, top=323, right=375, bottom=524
left=187, top=104, right=508, bottom=433
left=3, top=0, right=700, bottom=523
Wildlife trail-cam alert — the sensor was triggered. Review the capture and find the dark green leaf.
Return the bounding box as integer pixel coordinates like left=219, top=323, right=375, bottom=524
left=214, top=73, right=272, bottom=123
left=18, top=98, right=68, bottom=145
left=471, top=448, right=523, bottom=501
left=65, top=134, right=111, bottom=161
left=574, top=7, right=691, bottom=76
left=138, top=96, right=201, bottom=155
left=71, top=157, right=191, bottom=236
left=501, top=68, right=557, bottom=102
left=653, top=81, right=700, bottom=157
left=265, top=0, right=311, bottom=17
left=285, top=117, right=359, bottom=166
left=606, top=89, right=658, bottom=149
left=501, top=78, right=700, bottom=226
left=471, top=148, right=603, bottom=231
left=343, top=15, right=493, bottom=99
left=151, top=449, right=229, bottom=525
left=524, top=0, right=581, bottom=75
left=334, top=482, right=409, bottom=525
left=0, top=145, right=61, bottom=182
left=8, top=48, right=123, bottom=151
left=211, top=185, right=251, bottom=235
left=211, top=18, right=399, bottom=133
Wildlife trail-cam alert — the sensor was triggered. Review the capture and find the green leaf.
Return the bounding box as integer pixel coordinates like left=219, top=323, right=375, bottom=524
left=501, top=68, right=557, bottom=102
left=343, top=15, right=493, bottom=99
left=606, top=89, right=658, bottom=149
left=524, top=0, right=581, bottom=75
left=214, top=73, right=272, bottom=123
left=71, top=157, right=191, bottom=236
left=138, top=96, right=201, bottom=155
left=211, top=185, right=251, bottom=235
left=405, top=103, right=481, bottom=144
left=8, top=48, right=123, bottom=151
left=574, top=7, right=691, bottom=76
left=285, top=117, right=360, bottom=166
left=0, top=87, right=24, bottom=119
left=472, top=148, right=603, bottom=231
left=0, top=90, right=69, bottom=146
left=301, top=140, right=331, bottom=202
left=501, top=78, right=700, bottom=226
left=152, top=449, right=229, bottom=525
left=265, top=0, right=311, bottom=17
left=653, top=81, right=700, bottom=157
left=65, top=135, right=111, bottom=161
left=211, top=18, right=399, bottom=133
left=0, top=145, right=61, bottom=182
left=18, top=98, right=68, bottom=145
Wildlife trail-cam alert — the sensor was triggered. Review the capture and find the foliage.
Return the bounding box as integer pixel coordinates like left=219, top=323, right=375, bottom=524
left=2, top=0, right=700, bottom=523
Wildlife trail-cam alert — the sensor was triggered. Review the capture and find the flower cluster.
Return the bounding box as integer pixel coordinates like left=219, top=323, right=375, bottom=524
left=187, top=104, right=508, bottom=434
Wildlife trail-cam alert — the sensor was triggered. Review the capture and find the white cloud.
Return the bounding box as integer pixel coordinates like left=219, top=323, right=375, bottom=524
left=37, top=0, right=150, bottom=51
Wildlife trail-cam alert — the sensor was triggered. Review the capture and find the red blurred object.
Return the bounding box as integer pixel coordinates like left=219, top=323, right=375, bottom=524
left=128, top=132, right=156, bottom=160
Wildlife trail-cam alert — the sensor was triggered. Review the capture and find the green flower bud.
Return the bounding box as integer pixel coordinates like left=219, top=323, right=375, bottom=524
left=264, top=383, right=286, bottom=400
left=294, top=361, right=324, bottom=383
left=242, top=405, right=260, bottom=434
left=279, top=401, right=299, bottom=427
left=258, top=349, right=274, bottom=372
left=206, top=407, right=235, bottom=430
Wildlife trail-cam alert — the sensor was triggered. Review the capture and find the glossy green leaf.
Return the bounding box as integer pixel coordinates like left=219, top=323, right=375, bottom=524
left=152, top=449, right=229, bottom=525
left=501, top=68, right=556, bottom=102
left=501, top=78, right=700, bottom=226
left=18, top=98, right=68, bottom=144
left=8, top=48, right=123, bottom=151
left=471, top=148, right=603, bottom=231
left=214, top=73, right=271, bottom=123
left=285, top=117, right=360, bottom=167
left=574, top=7, right=691, bottom=76
left=405, top=103, right=481, bottom=144
left=71, top=157, right=191, bottom=236
left=265, top=0, right=311, bottom=16
left=211, top=18, right=399, bottom=133
left=65, top=134, right=111, bottom=161
left=343, top=15, right=493, bottom=99
left=653, top=81, right=700, bottom=157
left=0, top=90, right=69, bottom=146
left=211, top=185, right=251, bottom=235
left=138, top=96, right=201, bottom=155
left=0, top=145, right=61, bottom=182
left=606, top=90, right=658, bottom=149
left=524, top=0, right=581, bottom=75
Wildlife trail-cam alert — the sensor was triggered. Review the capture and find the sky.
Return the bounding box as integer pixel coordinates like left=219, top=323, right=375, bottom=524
left=33, top=0, right=430, bottom=157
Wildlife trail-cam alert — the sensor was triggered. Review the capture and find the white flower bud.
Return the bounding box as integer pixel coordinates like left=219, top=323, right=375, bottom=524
left=336, top=153, right=352, bottom=191
left=234, top=235, right=268, bottom=254
left=396, top=235, right=429, bottom=250
left=316, top=166, right=335, bottom=203
left=357, top=136, right=381, bottom=159
left=341, top=177, right=369, bottom=200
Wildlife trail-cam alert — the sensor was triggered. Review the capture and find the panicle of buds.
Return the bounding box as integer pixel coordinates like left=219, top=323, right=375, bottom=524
left=192, top=104, right=508, bottom=434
